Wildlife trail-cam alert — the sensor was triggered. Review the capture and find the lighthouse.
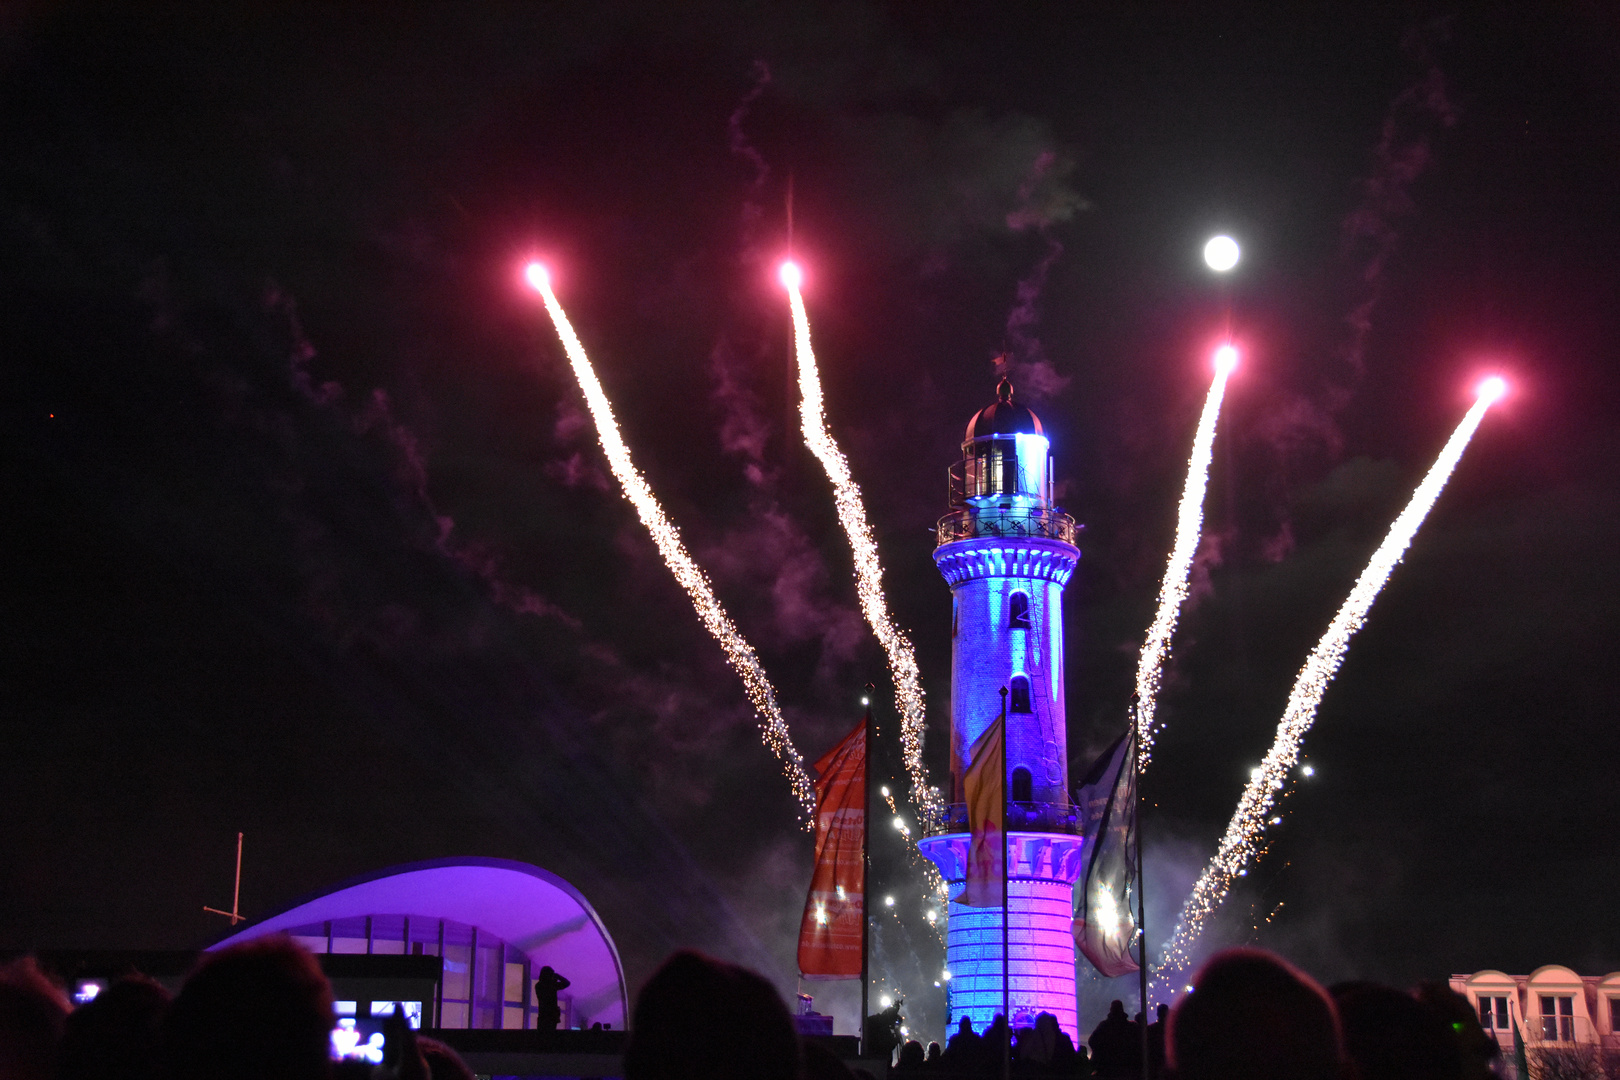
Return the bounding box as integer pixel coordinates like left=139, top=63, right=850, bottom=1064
left=918, top=377, right=1086, bottom=1041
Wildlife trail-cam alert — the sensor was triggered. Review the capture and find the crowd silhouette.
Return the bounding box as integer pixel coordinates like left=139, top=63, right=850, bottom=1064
left=0, top=940, right=1500, bottom=1080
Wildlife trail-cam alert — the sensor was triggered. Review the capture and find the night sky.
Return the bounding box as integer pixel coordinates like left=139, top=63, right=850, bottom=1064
left=4, top=1, right=1619, bottom=1037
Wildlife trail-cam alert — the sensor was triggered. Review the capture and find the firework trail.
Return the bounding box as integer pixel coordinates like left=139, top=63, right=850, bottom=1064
left=1158, top=379, right=1505, bottom=978
left=780, top=262, right=945, bottom=824
left=527, top=264, right=817, bottom=823
left=1136, top=345, right=1238, bottom=771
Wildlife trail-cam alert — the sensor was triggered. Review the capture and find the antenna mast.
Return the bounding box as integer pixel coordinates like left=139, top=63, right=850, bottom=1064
left=203, top=831, right=244, bottom=925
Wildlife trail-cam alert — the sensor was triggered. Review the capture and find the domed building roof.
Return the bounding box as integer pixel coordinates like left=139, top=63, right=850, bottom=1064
left=211, top=857, right=628, bottom=1029
left=966, top=377, right=1043, bottom=440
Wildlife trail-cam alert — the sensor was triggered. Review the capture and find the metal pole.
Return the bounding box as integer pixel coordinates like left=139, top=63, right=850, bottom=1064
left=861, top=687, right=872, bottom=1057
left=231, top=832, right=243, bottom=922
left=1000, top=687, right=1010, bottom=1080
left=1135, top=714, right=1150, bottom=1080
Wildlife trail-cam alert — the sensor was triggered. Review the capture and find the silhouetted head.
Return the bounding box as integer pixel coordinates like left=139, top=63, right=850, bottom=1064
left=897, top=1040, right=924, bottom=1067
left=415, top=1036, right=475, bottom=1080
left=164, top=936, right=334, bottom=1080
left=1168, top=948, right=1344, bottom=1080
left=956, top=1016, right=973, bottom=1036
left=1024, top=1013, right=1061, bottom=1064
left=1411, top=982, right=1498, bottom=1080
left=926, top=1042, right=942, bottom=1062
left=0, top=957, right=70, bottom=1080
left=1157, top=1004, right=1169, bottom=1023
left=1108, top=1000, right=1126, bottom=1020
left=61, top=975, right=171, bottom=1080
left=623, top=949, right=799, bottom=1080
left=802, top=1040, right=854, bottom=1080
left=1332, top=982, right=1461, bottom=1080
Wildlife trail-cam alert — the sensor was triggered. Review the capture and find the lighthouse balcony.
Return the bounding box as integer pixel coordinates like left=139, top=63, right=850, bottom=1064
left=922, top=801, right=1082, bottom=838
left=934, top=507, right=1078, bottom=548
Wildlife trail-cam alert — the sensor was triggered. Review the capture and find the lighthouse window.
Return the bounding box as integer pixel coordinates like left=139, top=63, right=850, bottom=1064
left=1008, top=592, right=1031, bottom=629
left=1009, top=676, right=1031, bottom=713
left=1011, top=767, right=1032, bottom=803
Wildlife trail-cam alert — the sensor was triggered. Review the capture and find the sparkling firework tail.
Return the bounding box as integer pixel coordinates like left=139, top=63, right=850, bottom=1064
left=1157, top=393, right=1498, bottom=980
left=534, top=279, right=817, bottom=824
left=785, top=284, right=944, bottom=825
left=1135, top=366, right=1232, bottom=771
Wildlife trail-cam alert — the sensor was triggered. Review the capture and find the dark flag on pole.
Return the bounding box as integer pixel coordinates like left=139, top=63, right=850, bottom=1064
left=798, top=714, right=866, bottom=979
left=1073, top=724, right=1140, bottom=977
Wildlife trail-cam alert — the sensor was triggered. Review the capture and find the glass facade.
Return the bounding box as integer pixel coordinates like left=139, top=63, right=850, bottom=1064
left=288, top=915, right=554, bottom=1030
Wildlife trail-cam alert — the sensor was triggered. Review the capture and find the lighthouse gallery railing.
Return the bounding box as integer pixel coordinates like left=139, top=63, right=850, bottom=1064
left=935, top=507, right=1078, bottom=547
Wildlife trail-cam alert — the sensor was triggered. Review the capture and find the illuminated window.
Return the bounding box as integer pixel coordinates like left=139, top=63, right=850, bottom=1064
left=1477, top=996, right=1508, bottom=1030
left=1540, top=995, right=1574, bottom=1041
left=1011, top=767, right=1032, bottom=803
left=1009, top=593, right=1030, bottom=629
left=1009, top=676, right=1031, bottom=713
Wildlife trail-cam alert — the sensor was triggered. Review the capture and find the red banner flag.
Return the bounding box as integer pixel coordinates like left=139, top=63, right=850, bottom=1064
left=797, top=715, right=866, bottom=979
left=959, top=708, right=1006, bottom=908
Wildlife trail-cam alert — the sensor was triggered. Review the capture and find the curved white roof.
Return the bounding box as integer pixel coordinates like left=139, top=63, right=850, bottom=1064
left=213, top=857, right=627, bottom=1028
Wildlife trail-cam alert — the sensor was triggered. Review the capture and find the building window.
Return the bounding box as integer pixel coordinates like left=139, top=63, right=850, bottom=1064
left=1009, top=592, right=1031, bottom=629
left=1610, top=997, right=1620, bottom=1033
left=1477, top=996, right=1509, bottom=1031
left=1009, top=676, right=1031, bottom=714
left=1540, top=995, right=1574, bottom=1041
left=1011, top=767, right=1032, bottom=804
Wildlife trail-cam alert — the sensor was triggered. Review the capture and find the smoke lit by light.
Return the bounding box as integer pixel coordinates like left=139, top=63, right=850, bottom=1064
left=1159, top=388, right=1502, bottom=978
left=527, top=267, right=817, bottom=822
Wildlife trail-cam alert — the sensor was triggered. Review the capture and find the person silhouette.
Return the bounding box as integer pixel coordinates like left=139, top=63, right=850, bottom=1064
left=1090, top=1000, right=1135, bottom=1078
left=532, top=967, right=570, bottom=1031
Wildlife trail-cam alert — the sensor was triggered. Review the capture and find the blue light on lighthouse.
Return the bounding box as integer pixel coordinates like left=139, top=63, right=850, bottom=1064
left=918, top=377, right=1086, bottom=1041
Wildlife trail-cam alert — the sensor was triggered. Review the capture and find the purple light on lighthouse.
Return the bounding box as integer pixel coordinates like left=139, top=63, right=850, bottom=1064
left=919, top=378, right=1086, bottom=1042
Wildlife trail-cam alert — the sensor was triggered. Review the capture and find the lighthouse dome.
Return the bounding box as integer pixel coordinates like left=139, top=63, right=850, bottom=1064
left=966, top=377, right=1043, bottom=441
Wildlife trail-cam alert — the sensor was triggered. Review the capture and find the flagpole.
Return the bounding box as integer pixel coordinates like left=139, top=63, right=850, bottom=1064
left=862, top=685, right=873, bottom=1057
left=1134, top=707, right=1149, bottom=1080
left=1000, top=686, right=1010, bottom=1080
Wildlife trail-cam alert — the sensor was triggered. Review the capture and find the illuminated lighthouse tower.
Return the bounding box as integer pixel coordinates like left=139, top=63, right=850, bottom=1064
left=918, top=377, right=1085, bottom=1040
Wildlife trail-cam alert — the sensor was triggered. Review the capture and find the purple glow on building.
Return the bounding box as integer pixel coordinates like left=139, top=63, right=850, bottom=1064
left=921, top=380, right=1086, bottom=1043
left=212, top=857, right=627, bottom=1030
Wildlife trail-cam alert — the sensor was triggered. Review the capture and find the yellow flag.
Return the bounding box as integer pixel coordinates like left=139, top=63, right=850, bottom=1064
left=959, top=709, right=1005, bottom=908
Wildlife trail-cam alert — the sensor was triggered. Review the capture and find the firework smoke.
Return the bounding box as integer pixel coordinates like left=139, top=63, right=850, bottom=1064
left=781, top=263, right=944, bottom=824
left=527, top=264, right=817, bottom=823
left=1135, top=346, right=1237, bottom=770
left=1158, top=381, right=1503, bottom=978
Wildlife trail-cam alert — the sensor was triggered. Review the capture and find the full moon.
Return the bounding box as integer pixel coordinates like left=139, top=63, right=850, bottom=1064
left=1203, top=235, right=1240, bottom=272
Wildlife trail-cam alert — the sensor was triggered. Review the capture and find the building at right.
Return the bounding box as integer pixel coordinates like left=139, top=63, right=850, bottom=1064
left=1452, top=966, right=1620, bottom=1073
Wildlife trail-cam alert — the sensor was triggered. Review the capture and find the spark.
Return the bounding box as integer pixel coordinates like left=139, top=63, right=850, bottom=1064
left=1159, top=389, right=1500, bottom=977
left=1135, top=347, right=1236, bottom=770
left=782, top=265, right=943, bottom=822
left=526, top=263, right=816, bottom=822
